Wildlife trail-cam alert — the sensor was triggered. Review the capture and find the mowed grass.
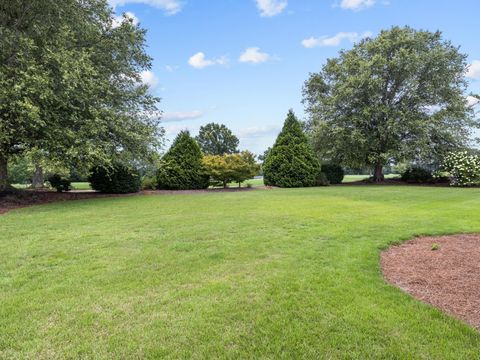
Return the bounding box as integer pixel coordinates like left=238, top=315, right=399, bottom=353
left=342, top=174, right=400, bottom=183
left=1, top=187, right=480, bottom=359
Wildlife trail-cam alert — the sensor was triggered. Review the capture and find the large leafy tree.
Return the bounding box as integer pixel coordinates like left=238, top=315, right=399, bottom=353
left=263, top=110, right=320, bottom=188
left=0, top=0, right=162, bottom=192
left=303, top=26, right=477, bottom=181
left=157, top=131, right=209, bottom=190
left=196, top=123, right=239, bottom=155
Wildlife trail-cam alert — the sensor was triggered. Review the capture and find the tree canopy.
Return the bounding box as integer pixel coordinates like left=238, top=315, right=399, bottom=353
left=196, top=123, right=239, bottom=155
left=263, top=110, right=320, bottom=188
left=303, top=26, right=477, bottom=181
left=203, top=151, right=259, bottom=188
left=0, top=0, right=162, bottom=191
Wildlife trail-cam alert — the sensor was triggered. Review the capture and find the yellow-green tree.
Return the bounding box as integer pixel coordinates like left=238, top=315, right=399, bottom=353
left=203, top=151, right=259, bottom=188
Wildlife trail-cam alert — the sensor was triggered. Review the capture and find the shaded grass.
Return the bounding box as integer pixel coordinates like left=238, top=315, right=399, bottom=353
left=1, top=186, right=480, bottom=358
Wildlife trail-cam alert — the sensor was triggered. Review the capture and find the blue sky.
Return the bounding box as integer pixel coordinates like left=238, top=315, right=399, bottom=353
left=109, top=0, right=480, bottom=154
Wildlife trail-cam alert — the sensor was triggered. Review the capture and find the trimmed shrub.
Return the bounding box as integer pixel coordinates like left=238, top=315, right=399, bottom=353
left=48, top=174, right=71, bottom=192
left=443, top=151, right=480, bottom=186
left=157, top=131, right=209, bottom=190
left=401, top=166, right=433, bottom=183
left=263, top=110, right=320, bottom=188
left=321, top=164, right=344, bottom=184
left=89, top=164, right=141, bottom=193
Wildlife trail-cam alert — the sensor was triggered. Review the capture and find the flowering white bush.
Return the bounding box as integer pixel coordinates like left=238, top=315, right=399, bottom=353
left=443, top=151, right=480, bottom=186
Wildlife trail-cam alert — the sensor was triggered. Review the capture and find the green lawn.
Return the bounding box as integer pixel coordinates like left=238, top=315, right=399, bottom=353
left=1, top=187, right=480, bottom=358
left=71, top=182, right=92, bottom=190
left=342, top=174, right=401, bottom=183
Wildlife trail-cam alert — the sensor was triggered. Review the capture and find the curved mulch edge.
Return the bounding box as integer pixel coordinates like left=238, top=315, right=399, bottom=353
left=0, top=187, right=259, bottom=216
left=381, top=234, right=480, bottom=330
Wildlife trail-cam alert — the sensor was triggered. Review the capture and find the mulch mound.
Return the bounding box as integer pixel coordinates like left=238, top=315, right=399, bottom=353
left=381, top=234, right=480, bottom=329
left=0, top=190, right=112, bottom=215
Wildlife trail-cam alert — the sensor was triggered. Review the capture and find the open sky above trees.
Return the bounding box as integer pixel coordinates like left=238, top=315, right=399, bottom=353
left=109, top=0, right=480, bottom=153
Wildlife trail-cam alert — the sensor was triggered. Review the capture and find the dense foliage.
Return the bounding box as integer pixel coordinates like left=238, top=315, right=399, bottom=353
left=263, top=110, right=320, bottom=188
left=196, top=123, right=239, bottom=155
left=47, top=174, right=71, bottom=192
left=141, top=176, right=157, bottom=190
left=89, top=164, right=141, bottom=194
left=157, top=131, right=209, bottom=190
left=321, top=164, right=344, bottom=184
left=401, top=166, right=433, bottom=183
left=0, top=0, right=162, bottom=192
left=303, top=26, right=477, bottom=182
left=443, top=152, right=480, bottom=186
left=203, top=151, right=260, bottom=188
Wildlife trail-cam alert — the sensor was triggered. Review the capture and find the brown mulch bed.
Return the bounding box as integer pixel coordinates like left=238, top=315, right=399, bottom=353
left=381, top=234, right=480, bottom=329
left=0, top=187, right=257, bottom=215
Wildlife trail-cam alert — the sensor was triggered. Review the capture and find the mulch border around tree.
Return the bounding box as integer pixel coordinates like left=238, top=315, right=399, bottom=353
left=0, top=187, right=257, bottom=215
left=381, top=234, right=480, bottom=330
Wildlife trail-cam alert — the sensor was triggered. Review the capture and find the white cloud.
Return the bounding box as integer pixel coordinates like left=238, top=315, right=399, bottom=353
left=112, top=11, right=139, bottom=28
left=164, top=124, right=199, bottom=137
left=238, top=125, right=280, bottom=138
left=108, top=0, right=182, bottom=15
left=188, top=52, right=229, bottom=69
left=162, top=110, right=205, bottom=122
left=140, top=70, right=159, bottom=89
left=302, top=31, right=371, bottom=48
left=256, top=0, right=288, bottom=17
left=165, top=65, right=179, bottom=72
left=339, top=0, right=376, bottom=10
left=467, top=96, right=480, bottom=107
left=239, top=47, right=270, bottom=64
left=466, top=60, right=480, bottom=80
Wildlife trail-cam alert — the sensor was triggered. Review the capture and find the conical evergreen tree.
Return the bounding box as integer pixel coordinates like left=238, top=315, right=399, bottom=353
left=157, top=131, right=209, bottom=190
left=263, top=110, right=320, bottom=187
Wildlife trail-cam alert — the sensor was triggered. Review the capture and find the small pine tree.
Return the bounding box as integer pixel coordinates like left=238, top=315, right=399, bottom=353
left=263, top=110, right=320, bottom=188
left=157, top=131, right=209, bottom=190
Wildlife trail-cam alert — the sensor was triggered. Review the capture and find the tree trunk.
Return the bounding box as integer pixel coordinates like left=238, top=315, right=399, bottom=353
left=31, top=164, right=44, bottom=189
left=0, top=153, right=9, bottom=193
left=223, top=180, right=227, bottom=189
left=373, top=164, right=385, bottom=182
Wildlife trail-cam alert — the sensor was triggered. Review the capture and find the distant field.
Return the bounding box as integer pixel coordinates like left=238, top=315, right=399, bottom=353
left=343, top=174, right=401, bottom=183
left=71, top=182, right=91, bottom=190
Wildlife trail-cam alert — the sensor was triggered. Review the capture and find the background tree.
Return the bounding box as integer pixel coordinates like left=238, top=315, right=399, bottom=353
left=303, top=26, right=477, bottom=182
left=196, top=123, right=239, bottom=155
left=203, top=151, right=259, bottom=188
left=263, top=110, right=320, bottom=188
left=0, top=0, right=162, bottom=192
left=157, top=131, right=209, bottom=190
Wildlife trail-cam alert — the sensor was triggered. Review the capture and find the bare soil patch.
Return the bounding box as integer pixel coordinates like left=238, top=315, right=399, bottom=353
left=381, top=234, right=480, bottom=329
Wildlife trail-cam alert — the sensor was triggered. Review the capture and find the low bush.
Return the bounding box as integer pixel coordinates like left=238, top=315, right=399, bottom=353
left=401, top=166, right=433, bottom=183
left=89, top=164, right=141, bottom=194
left=141, top=176, right=157, bottom=190
left=443, top=151, right=480, bottom=186
left=47, top=174, right=71, bottom=192
left=321, top=164, right=344, bottom=184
